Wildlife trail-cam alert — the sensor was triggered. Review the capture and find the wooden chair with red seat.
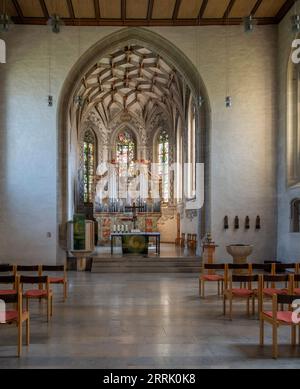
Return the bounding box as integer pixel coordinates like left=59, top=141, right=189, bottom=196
left=0, top=275, right=17, bottom=297
left=20, top=276, right=53, bottom=322
left=199, top=263, right=226, bottom=298
left=260, top=293, right=300, bottom=359
left=0, top=286, right=30, bottom=357
left=223, top=274, right=260, bottom=320
left=39, top=265, right=68, bottom=301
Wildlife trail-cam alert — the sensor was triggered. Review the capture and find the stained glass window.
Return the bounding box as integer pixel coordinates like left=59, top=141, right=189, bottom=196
left=83, top=130, right=96, bottom=203
left=116, top=130, right=137, bottom=198
left=158, top=130, right=169, bottom=203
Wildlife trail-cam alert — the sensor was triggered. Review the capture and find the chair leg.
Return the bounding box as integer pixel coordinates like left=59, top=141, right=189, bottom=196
left=18, top=322, right=22, bottom=358
left=64, top=282, right=67, bottom=301
left=201, top=280, right=205, bottom=298
left=199, top=279, right=201, bottom=297
left=47, top=298, right=50, bottom=322
left=247, top=298, right=250, bottom=316
left=51, top=296, right=53, bottom=317
left=291, top=325, right=297, bottom=347
left=26, top=316, right=30, bottom=346
left=260, top=316, right=264, bottom=346
left=272, top=323, right=278, bottom=359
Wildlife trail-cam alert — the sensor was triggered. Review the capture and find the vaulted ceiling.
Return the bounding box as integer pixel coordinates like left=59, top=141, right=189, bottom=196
left=3, top=0, right=295, bottom=26
left=76, top=45, right=183, bottom=129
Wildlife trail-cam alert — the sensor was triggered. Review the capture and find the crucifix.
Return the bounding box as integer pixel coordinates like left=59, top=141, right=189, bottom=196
left=123, top=202, right=144, bottom=230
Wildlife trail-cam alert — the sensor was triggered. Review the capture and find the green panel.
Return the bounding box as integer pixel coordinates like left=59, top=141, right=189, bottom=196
left=73, top=214, right=86, bottom=251
left=122, top=235, right=149, bottom=256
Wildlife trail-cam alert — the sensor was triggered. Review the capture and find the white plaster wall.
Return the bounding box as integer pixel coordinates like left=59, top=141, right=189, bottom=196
left=0, top=24, right=278, bottom=264
left=277, top=3, right=300, bottom=262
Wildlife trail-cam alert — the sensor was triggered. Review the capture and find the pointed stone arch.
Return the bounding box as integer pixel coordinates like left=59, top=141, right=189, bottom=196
left=57, top=27, right=211, bottom=256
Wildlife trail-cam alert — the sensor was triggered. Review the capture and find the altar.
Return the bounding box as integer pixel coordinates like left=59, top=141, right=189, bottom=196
left=111, top=232, right=161, bottom=256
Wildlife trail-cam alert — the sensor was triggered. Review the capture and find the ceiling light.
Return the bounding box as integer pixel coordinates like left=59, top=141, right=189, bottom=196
left=243, top=15, right=257, bottom=33
left=0, top=13, right=12, bottom=32
left=47, top=14, right=64, bottom=34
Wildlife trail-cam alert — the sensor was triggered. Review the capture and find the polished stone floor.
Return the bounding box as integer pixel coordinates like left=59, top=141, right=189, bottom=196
left=0, top=273, right=299, bottom=369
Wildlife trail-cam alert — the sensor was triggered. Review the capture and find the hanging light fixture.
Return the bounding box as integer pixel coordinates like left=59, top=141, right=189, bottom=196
left=243, top=15, right=257, bottom=33
left=0, top=0, right=13, bottom=32
left=47, top=14, right=64, bottom=34
left=291, top=0, right=300, bottom=33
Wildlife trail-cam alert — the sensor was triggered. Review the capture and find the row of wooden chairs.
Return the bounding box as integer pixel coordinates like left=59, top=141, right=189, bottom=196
left=224, top=273, right=300, bottom=359
left=0, top=264, right=68, bottom=357
left=178, top=234, right=197, bottom=250
left=0, top=265, right=68, bottom=301
left=199, top=262, right=300, bottom=298
left=199, top=262, right=300, bottom=358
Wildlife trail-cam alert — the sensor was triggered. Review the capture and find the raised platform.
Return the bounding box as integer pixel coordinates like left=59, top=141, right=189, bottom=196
left=91, top=256, right=202, bottom=273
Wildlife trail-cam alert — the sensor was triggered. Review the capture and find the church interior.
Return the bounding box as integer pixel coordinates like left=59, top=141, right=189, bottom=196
left=0, top=0, right=300, bottom=369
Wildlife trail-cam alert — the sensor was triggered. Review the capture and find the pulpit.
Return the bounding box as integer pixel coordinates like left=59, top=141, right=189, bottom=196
left=202, top=240, right=218, bottom=275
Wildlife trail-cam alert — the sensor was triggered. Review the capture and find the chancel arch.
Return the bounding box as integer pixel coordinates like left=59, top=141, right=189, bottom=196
left=58, top=27, right=211, bottom=253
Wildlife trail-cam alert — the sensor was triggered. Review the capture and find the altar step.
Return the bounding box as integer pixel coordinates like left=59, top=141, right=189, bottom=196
left=91, top=257, right=202, bottom=273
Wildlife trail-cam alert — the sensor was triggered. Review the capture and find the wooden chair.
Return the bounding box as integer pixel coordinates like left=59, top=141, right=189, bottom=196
left=0, top=286, right=30, bottom=357
left=187, top=234, right=192, bottom=248
left=39, top=265, right=68, bottom=301
left=0, top=275, right=17, bottom=296
left=223, top=274, right=259, bottom=320
left=20, top=276, right=53, bottom=322
left=199, top=263, right=226, bottom=298
left=260, top=294, right=300, bottom=359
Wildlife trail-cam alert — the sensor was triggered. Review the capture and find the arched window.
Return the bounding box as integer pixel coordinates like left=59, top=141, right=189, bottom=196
left=116, top=130, right=137, bottom=199
left=158, top=130, right=169, bottom=203
left=83, top=130, right=96, bottom=203
left=187, top=97, right=196, bottom=198
left=287, top=61, right=300, bottom=186
left=176, top=116, right=183, bottom=203
left=291, top=199, right=300, bottom=233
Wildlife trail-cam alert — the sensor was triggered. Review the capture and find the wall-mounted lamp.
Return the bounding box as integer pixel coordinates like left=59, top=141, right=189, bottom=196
left=234, top=216, right=239, bottom=230
left=48, top=95, right=53, bottom=107
left=224, top=216, right=229, bottom=230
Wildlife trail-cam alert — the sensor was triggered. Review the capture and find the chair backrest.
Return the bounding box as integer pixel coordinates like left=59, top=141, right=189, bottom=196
left=274, top=263, right=296, bottom=273
left=41, top=265, right=65, bottom=272
left=276, top=294, right=300, bottom=305
left=0, top=291, right=18, bottom=304
left=261, top=274, right=290, bottom=283
left=17, top=265, right=40, bottom=273
left=204, top=264, right=226, bottom=271
left=228, top=264, right=250, bottom=270
left=20, top=275, right=49, bottom=287
left=0, top=265, right=16, bottom=274
left=230, top=274, right=259, bottom=289
left=250, top=263, right=272, bottom=272
left=0, top=276, right=16, bottom=285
